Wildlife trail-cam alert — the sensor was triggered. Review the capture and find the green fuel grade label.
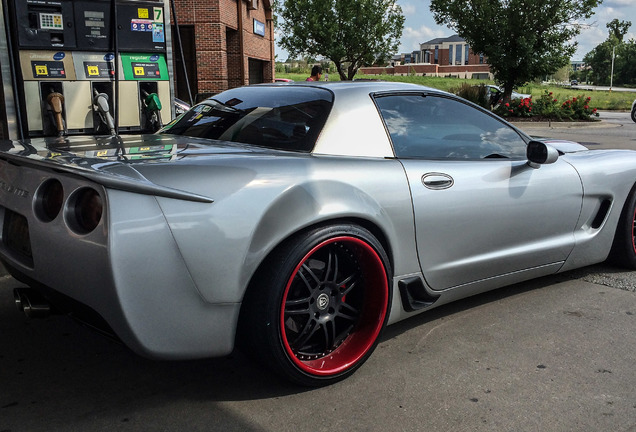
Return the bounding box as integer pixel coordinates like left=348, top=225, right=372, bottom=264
left=121, top=54, right=168, bottom=80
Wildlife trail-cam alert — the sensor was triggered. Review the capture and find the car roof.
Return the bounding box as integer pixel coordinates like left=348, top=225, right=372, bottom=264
left=267, top=81, right=449, bottom=158
left=261, top=80, right=448, bottom=97
left=252, top=81, right=456, bottom=158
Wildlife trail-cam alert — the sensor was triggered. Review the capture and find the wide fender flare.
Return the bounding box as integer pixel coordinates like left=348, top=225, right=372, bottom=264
left=240, top=179, right=418, bottom=292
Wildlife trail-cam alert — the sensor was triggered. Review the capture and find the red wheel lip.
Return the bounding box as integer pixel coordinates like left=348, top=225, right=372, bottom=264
left=632, top=207, right=636, bottom=256
left=279, top=236, right=389, bottom=377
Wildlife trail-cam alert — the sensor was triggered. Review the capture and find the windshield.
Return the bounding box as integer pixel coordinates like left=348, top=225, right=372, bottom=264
left=159, top=86, right=333, bottom=152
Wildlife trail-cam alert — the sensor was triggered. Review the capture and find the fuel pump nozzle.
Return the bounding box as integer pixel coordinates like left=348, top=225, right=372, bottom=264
left=46, top=91, right=66, bottom=137
left=93, top=90, right=116, bottom=136
left=141, top=90, right=163, bottom=132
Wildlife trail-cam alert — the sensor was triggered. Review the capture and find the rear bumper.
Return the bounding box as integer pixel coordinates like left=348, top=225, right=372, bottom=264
left=1, top=255, right=241, bottom=359
left=0, top=158, right=240, bottom=359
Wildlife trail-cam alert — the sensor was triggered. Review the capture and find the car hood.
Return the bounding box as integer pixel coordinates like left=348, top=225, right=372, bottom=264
left=0, top=134, right=291, bottom=202
left=532, top=138, right=588, bottom=153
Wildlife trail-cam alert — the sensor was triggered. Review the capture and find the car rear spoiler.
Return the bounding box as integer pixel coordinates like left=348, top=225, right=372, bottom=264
left=0, top=149, right=214, bottom=204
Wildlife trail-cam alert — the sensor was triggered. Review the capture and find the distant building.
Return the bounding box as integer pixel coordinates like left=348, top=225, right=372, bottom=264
left=571, top=61, right=587, bottom=72
left=419, top=35, right=485, bottom=66
left=361, top=35, right=492, bottom=80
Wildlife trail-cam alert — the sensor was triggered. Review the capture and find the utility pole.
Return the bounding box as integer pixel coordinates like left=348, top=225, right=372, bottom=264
left=610, top=45, right=615, bottom=92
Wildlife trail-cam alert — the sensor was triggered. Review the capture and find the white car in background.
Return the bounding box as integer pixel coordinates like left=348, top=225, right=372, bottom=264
left=482, top=84, right=531, bottom=107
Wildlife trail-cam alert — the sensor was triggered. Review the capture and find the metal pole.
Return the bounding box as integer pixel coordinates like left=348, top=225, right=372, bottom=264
left=170, top=0, right=193, bottom=106
left=111, top=0, right=120, bottom=135
left=610, top=45, right=615, bottom=93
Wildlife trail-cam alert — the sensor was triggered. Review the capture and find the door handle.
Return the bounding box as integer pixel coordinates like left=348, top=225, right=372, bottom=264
left=422, top=173, right=454, bottom=190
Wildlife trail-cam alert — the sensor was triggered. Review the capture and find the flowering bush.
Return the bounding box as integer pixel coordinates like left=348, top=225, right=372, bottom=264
left=494, top=96, right=533, bottom=118
left=497, top=90, right=599, bottom=121
left=558, top=95, right=598, bottom=120
left=531, top=90, right=561, bottom=118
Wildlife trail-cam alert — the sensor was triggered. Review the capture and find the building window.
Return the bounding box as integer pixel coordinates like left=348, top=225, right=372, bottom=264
left=448, top=45, right=453, bottom=65
left=434, top=46, right=439, bottom=64
left=465, top=44, right=470, bottom=65
left=479, top=53, right=484, bottom=64
left=455, top=44, right=462, bottom=65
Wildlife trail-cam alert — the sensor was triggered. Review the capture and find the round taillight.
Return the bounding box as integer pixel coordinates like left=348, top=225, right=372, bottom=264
left=67, top=188, right=103, bottom=234
left=35, top=179, right=64, bottom=222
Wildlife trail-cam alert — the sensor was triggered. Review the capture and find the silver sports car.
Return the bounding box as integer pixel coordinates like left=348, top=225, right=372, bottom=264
left=1, top=81, right=635, bottom=386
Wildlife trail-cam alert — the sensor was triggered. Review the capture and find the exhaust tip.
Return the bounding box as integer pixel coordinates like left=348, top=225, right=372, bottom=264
left=13, top=288, right=52, bottom=319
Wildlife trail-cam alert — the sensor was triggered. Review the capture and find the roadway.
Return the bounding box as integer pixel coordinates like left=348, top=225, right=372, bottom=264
left=1, top=114, right=636, bottom=431
left=511, top=110, right=636, bottom=150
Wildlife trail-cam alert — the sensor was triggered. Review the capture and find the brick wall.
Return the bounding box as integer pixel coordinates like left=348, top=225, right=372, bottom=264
left=360, top=63, right=492, bottom=79
left=173, top=0, right=275, bottom=95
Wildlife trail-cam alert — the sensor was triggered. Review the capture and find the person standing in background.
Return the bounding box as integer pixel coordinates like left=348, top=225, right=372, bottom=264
left=306, top=65, right=322, bottom=81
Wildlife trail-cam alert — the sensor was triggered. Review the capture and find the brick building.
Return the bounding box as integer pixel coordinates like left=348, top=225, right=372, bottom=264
left=361, top=35, right=492, bottom=80
left=171, top=0, right=275, bottom=101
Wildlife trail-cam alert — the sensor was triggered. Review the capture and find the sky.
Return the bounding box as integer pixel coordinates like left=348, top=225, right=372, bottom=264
left=275, top=0, right=636, bottom=62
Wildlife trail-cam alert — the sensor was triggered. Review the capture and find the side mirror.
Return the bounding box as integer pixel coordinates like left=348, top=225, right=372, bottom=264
left=527, top=140, right=559, bottom=168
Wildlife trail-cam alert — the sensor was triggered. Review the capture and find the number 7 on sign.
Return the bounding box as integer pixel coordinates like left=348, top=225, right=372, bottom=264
left=154, top=8, right=162, bottom=22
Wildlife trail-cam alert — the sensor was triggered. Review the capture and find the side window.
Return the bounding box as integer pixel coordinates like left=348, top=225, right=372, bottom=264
left=375, top=94, right=527, bottom=160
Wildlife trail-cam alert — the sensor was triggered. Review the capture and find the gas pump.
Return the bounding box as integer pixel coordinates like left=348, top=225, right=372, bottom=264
left=2, top=0, right=175, bottom=140
left=93, top=89, right=116, bottom=135
left=116, top=2, right=171, bottom=133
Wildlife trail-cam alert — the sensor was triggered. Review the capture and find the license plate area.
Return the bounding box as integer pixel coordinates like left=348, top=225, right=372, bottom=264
left=3, top=208, right=33, bottom=266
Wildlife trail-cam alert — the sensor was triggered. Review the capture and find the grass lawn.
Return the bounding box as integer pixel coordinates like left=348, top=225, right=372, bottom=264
left=274, top=73, right=635, bottom=111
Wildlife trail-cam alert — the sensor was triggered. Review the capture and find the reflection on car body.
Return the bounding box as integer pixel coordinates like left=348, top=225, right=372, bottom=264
left=1, top=81, right=636, bottom=386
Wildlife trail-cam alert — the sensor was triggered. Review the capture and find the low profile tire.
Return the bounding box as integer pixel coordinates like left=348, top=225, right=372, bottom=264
left=610, top=185, right=636, bottom=268
left=239, top=224, right=391, bottom=386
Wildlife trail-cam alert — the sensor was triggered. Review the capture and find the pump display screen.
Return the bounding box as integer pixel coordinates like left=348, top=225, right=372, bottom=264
left=31, top=61, right=66, bottom=78
left=73, top=1, right=111, bottom=50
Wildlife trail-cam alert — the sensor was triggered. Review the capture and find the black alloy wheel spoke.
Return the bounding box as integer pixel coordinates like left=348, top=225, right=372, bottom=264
left=337, top=302, right=360, bottom=321
left=291, top=318, right=320, bottom=351
left=299, top=263, right=320, bottom=289
left=321, top=320, right=337, bottom=352
left=285, top=296, right=311, bottom=307
left=339, top=271, right=361, bottom=296
left=322, top=248, right=339, bottom=284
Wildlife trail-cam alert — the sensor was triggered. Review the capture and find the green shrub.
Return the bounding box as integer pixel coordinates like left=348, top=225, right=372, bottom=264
left=532, top=90, right=562, bottom=119
left=451, top=83, right=490, bottom=109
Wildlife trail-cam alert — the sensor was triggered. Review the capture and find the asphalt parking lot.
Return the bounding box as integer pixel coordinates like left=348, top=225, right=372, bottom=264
left=1, top=114, right=636, bottom=431
left=1, top=266, right=636, bottom=432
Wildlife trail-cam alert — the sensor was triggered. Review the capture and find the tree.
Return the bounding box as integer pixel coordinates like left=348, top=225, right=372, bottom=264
left=276, top=0, right=405, bottom=80
left=584, top=20, right=635, bottom=85
left=430, top=0, right=601, bottom=103
left=584, top=41, right=613, bottom=84
left=606, top=18, right=632, bottom=43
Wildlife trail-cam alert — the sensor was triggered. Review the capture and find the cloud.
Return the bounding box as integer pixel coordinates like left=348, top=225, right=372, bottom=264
left=603, top=0, right=634, bottom=7
left=399, top=25, right=447, bottom=52
left=571, top=4, right=636, bottom=58
left=401, top=3, right=416, bottom=15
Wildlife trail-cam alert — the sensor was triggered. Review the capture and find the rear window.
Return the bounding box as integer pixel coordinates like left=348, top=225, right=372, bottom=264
left=159, top=86, right=333, bottom=152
